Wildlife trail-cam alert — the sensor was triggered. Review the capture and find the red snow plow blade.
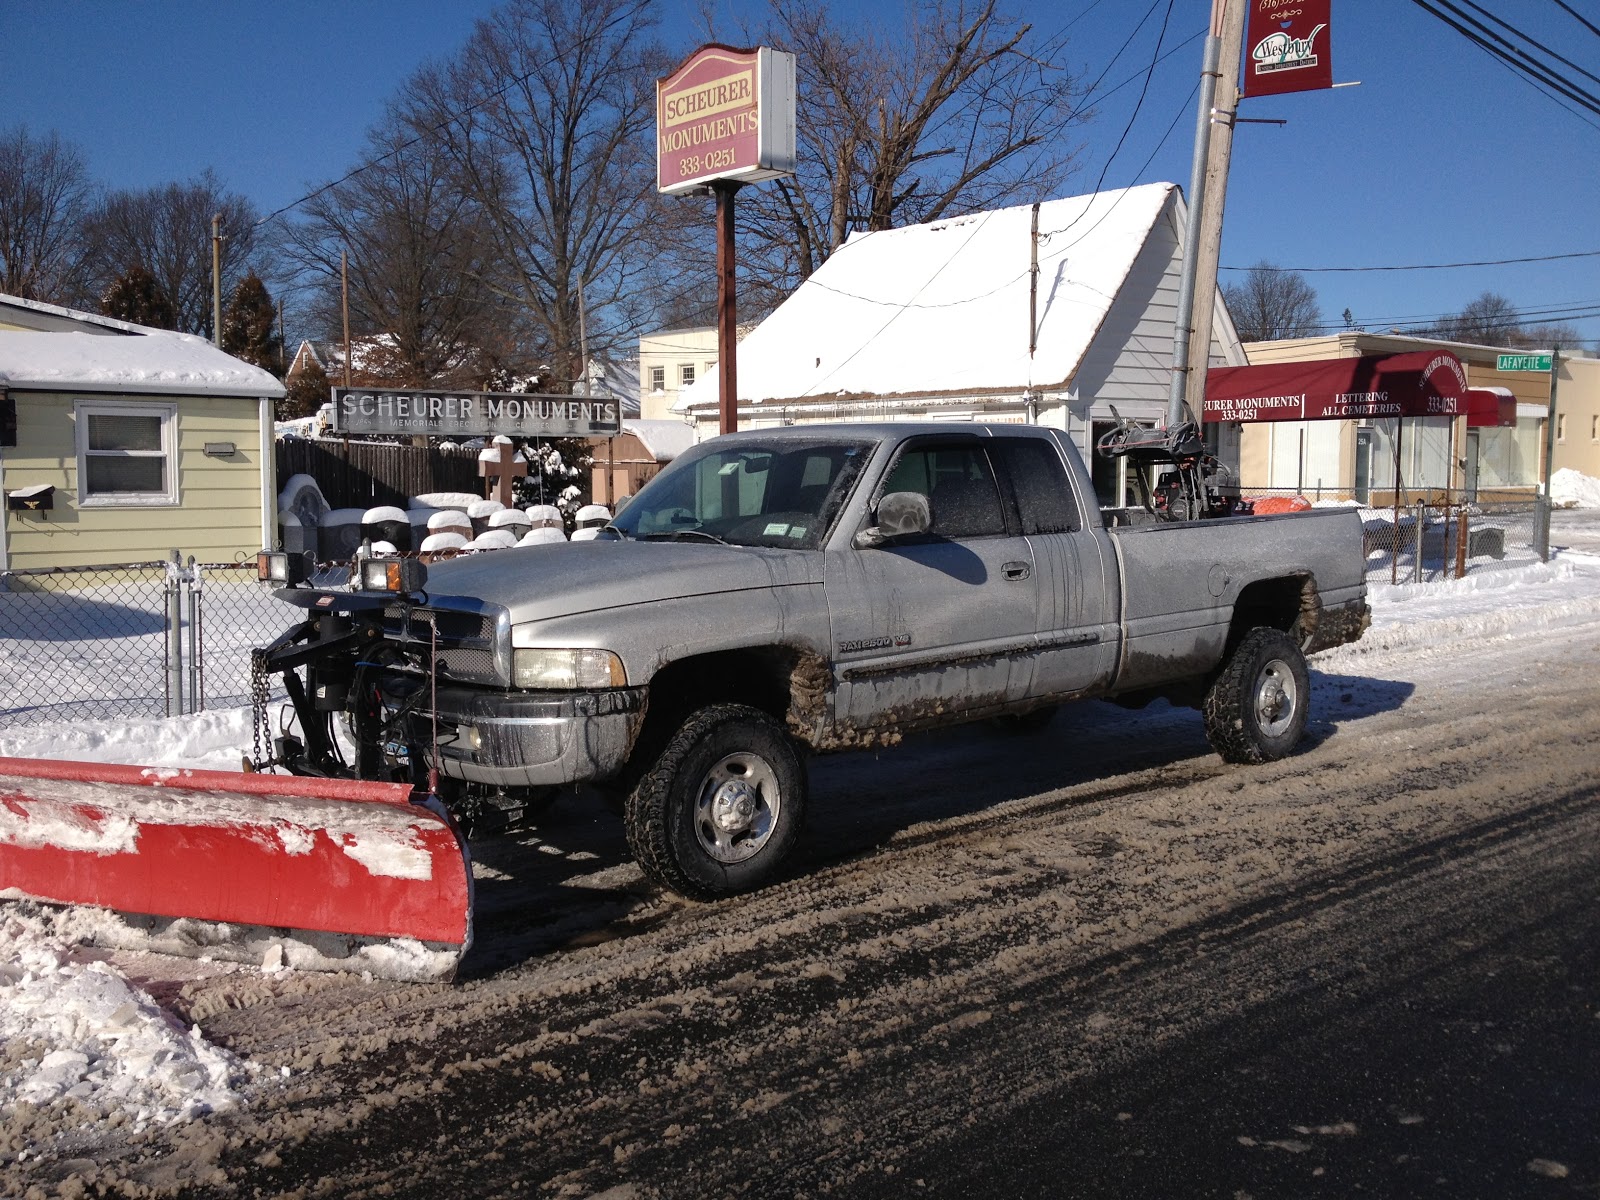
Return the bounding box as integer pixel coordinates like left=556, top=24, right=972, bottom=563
left=0, top=757, right=472, bottom=982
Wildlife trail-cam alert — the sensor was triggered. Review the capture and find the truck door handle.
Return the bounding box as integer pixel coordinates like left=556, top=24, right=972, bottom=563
left=1002, top=561, right=1032, bottom=581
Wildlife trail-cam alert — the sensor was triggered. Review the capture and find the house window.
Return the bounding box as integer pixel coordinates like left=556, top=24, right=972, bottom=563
left=650, top=366, right=665, bottom=392
left=75, top=400, right=178, bottom=506
left=1557, top=413, right=1566, bottom=443
left=680, top=363, right=696, bottom=387
left=1592, top=414, right=1598, bottom=441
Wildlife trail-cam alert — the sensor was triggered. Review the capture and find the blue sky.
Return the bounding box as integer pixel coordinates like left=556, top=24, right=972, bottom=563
left=5, top=0, right=1598, bottom=347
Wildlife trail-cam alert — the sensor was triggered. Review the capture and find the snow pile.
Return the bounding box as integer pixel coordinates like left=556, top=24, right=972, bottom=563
left=1550, top=468, right=1600, bottom=509
left=0, top=706, right=256, bottom=772
left=0, top=915, right=255, bottom=1128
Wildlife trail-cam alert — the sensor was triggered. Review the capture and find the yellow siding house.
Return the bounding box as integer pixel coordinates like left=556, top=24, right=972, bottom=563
left=0, top=295, right=285, bottom=570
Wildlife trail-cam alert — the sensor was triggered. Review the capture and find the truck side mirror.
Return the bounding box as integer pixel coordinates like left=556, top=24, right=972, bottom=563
left=854, top=491, right=932, bottom=548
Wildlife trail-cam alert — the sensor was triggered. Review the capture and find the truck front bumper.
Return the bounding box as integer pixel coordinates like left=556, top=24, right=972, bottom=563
left=405, top=685, right=647, bottom=788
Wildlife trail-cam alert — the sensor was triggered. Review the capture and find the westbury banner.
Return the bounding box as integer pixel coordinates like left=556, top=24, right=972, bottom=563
left=1244, top=0, right=1333, bottom=97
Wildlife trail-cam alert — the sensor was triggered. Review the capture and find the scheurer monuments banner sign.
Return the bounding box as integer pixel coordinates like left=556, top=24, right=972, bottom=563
left=332, top=388, right=622, bottom=438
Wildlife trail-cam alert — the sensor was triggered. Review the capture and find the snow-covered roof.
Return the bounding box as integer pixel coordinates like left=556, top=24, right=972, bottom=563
left=0, top=293, right=284, bottom=399
left=677, top=183, right=1178, bottom=410
left=622, top=418, right=697, bottom=461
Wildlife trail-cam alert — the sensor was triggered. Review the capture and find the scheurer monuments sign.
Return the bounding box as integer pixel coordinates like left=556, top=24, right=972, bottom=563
left=332, top=388, right=622, bottom=438
left=657, top=45, right=795, bottom=195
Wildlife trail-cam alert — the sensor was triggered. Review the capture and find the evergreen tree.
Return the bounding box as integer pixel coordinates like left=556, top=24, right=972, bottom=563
left=100, top=264, right=177, bottom=329
left=221, top=272, right=283, bottom=372
left=280, top=357, right=330, bottom=422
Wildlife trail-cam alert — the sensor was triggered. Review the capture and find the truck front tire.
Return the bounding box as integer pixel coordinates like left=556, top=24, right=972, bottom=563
left=623, top=704, right=806, bottom=900
left=1203, top=627, right=1310, bottom=764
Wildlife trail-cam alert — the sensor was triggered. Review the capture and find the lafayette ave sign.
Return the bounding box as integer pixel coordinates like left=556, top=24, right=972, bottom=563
left=332, top=388, right=621, bottom=438
left=1496, top=353, right=1554, bottom=372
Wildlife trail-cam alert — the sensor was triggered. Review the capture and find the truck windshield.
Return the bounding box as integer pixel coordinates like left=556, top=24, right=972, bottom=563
left=606, top=439, right=874, bottom=550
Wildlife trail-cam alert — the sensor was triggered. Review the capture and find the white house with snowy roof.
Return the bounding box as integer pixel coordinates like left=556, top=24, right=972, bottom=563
left=0, top=294, right=284, bottom=570
left=675, top=182, right=1246, bottom=504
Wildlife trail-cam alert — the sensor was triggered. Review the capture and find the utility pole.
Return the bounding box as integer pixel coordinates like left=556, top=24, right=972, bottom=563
left=1536, top=346, right=1562, bottom=560
left=1168, top=0, right=1246, bottom=429
left=1028, top=201, right=1041, bottom=359
left=340, top=249, right=352, bottom=389
left=1184, top=0, right=1246, bottom=419
left=211, top=213, right=224, bottom=348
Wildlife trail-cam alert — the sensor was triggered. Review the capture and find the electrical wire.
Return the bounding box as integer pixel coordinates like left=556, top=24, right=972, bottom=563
left=1551, top=0, right=1600, bottom=43
left=1223, top=248, right=1600, bottom=273
left=1408, top=0, right=1600, bottom=120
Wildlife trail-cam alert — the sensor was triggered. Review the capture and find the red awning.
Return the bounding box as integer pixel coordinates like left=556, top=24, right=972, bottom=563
left=1465, top=387, right=1518, bottom=429
left=1203, top=350, right=1469, bottom=422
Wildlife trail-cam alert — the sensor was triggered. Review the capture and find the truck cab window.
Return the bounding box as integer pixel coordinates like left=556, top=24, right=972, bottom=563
left=997, top=438, right=1080, bottom=533
left=881, top=443, right=1006, bottom=538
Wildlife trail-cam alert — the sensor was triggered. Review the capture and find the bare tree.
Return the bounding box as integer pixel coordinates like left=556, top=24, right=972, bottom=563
left=401, top=0, right=668, bottom=388
left=83, top=171, right=265, bottom=338
left=0, top=126, right=94, bottom=303
left=1222, top=262, right=1323, bottom=342
left=715, top=0, right=1084, bottom=308
left=280, top=110, right=506, bottom=387
left=1429, top=291, right=1519, bottom=344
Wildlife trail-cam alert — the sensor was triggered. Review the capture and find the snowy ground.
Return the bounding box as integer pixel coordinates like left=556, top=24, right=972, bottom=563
left=1, top=507, right=1599, bottom=1194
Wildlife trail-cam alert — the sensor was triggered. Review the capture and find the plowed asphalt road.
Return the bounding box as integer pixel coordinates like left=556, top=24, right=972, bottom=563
left=7, top=573, right=1600, bottom=1200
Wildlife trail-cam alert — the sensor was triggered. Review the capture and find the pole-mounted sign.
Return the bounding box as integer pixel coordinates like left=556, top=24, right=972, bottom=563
left=657, top=45, right=796, bottom=437
left=1243, top=0, right=1334, bottom=98
left=657, top=45, right=795, bottom=195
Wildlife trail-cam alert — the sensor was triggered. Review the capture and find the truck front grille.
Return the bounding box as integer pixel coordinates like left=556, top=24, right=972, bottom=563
left=381, top=604, right=502, bottom=682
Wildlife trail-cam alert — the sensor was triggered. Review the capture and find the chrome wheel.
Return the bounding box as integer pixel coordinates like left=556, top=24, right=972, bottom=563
left=693, top=751, right=781, bottom=864
left=1253, top=657, right=1299, bottom=739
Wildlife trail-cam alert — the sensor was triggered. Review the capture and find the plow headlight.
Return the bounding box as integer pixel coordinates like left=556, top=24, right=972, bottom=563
left=258, top=550, right=309, bottom=585
left=512, top=648, right=627, bottom=690
left=358, top=556, right=428, bottom=594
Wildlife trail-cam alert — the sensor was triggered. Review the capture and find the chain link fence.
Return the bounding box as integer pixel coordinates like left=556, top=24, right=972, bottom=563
left=1241, top=489, right=1547, bottom=585
left=0, top=553, right=307, bottom=730
left=0, top=497, right=1563, bottom=729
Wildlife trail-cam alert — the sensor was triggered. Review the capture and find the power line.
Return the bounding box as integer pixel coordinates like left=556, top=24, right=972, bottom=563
left=1222, top=248, right=1600, bottom=273
left=1408, top=0, right=1600, bottom=124
left=1551, top=0, right=1600, bottom=43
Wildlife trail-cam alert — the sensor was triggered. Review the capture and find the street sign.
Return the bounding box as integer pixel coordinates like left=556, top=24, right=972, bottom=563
left=1496, top=353, right=1553, bottom=372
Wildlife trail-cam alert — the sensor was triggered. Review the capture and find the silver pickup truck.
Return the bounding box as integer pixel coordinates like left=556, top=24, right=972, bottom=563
left=258, top=422, right=1368, bottom=899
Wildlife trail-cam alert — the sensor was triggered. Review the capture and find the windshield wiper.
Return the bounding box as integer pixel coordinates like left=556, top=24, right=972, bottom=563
left=639, top=529, right=731, bottom=545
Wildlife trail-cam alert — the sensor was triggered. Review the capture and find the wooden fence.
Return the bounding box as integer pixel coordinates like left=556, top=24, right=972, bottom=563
left=277, top=440, right=482, bottom=509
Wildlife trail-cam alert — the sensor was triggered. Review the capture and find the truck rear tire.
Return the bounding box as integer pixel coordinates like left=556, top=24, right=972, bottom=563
left=1203, top=627, right=1310, bottom=764
left=623, top=703, right=806, bottom=900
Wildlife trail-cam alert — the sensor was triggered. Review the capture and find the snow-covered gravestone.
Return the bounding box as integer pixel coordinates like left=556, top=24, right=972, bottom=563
left=319, top=508, right=368, bottom=561
left=518, top=526, right=567, bottom=546
left=569, top=503, right=611, bottom=541
left=277, top=474, right=330, bottom=556
left=426, top=509, right=473, bottom=542
left=420, top=531, right=469, bottom=561
left=525, top=504, right=563, bottom=531
left=467, top=529, right=517, bottom=552
left=488, top=508, right=531, bottom=538
left=362, top=505, right=411, bottom=552
left=467, top=498, right=505, bottom=537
